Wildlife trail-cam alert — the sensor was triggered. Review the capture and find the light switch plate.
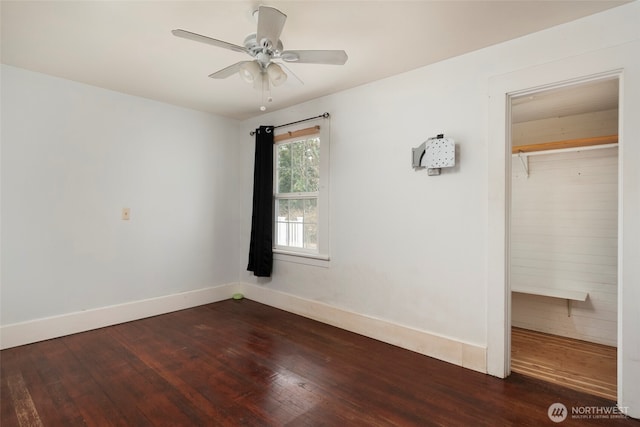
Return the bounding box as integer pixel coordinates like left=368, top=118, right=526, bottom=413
left=121, top=208, right=131, bottom=220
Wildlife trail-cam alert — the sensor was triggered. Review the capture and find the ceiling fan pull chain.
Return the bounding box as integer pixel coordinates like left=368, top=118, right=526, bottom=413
left=260, top=73, right=270, bottom=112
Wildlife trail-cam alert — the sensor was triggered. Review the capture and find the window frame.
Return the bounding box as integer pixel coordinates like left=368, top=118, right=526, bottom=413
left=272, top=121, right=329, bottom=264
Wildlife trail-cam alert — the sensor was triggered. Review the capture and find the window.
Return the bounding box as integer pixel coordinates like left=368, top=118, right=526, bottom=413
left=273, top=125, right=328, bottom=261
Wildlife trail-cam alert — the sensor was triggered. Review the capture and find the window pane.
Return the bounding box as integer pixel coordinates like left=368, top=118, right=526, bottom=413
left=304, top=198, right=318, bottom=224
left=274, top=134, right=321, bottom=254
left=289, top=199, right=303, bottom=220
left=277, top=137, right=320, bottom=194
left=274, top=197, right=318, bottom=250
left=305, top=138, right=320, bottom=192
left=275, top=216, right=288, bottom=246
left=276, top=199, right=292, bottom=246
left=277, top=144, right=291, bottom=193
left=290, top=141, right=304, bottom=192
left=276, top=199, right=290, bottom=221
left=304, top=224, right=318, bottom=249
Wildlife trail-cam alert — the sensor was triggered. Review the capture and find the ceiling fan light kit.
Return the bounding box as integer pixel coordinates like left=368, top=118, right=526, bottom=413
left=172, top=5, right=348, bottom=111
left=266, top=63, right=287, bottom=86
left=239, top=61, right=261, bottom=84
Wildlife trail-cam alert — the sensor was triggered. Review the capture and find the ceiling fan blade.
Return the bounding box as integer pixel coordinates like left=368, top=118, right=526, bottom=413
left=208, top=61, right=252, bottom=79
left=172, top=29, right=247, bottom=54
left=256, top=6, right=287, bottom=48
left=280, top=50, right=348, bottom=65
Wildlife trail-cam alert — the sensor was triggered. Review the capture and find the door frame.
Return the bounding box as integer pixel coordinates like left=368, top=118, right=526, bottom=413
left=488, top=69, right=621, bottom=376
left=486, top=42, right=640, bottom=414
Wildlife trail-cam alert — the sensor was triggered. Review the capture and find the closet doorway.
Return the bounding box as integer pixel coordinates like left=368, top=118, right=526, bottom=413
left=508, top=78, right=619, bottom=400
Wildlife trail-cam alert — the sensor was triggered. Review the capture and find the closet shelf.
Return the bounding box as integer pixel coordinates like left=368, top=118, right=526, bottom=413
left=512, top=135, right=618, bottom=154
left=512, top=284, right=588, bottom=317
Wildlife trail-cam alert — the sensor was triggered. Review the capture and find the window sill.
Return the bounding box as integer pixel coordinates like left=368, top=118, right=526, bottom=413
left=273, top=249, right=330, bottom=268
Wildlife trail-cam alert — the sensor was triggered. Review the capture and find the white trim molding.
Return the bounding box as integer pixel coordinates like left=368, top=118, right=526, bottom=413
left=0, top=283, right=241, bottom=350
left=238, top=283, right=487, bottom=373
left=1, top=281, right=486, bottom=375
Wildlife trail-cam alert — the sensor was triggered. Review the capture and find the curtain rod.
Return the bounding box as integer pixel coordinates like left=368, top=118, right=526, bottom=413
left=249, top=112, right=330, bottom=136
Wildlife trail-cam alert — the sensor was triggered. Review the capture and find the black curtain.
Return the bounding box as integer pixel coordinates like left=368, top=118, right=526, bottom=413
left=247, top=126, right=274, bottom=277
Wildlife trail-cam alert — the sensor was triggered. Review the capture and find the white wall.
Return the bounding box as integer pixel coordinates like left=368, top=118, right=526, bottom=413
left=511, top=147, right=618, bottom=346
left=240, top=67, right=490, bottom=347
left=239, top=1, right=640, bottom=416
left=1, top=0, right=639, bottom=417
left=238, top=0, right=638, bottom=354
left=0, top=65, right=240, bottom=326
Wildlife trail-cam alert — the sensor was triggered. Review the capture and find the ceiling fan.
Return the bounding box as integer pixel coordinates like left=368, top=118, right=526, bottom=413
left=172, top=5, right=348, bottom=110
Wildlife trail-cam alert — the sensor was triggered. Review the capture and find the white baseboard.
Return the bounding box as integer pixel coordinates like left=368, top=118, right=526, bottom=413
left=0, top=283, right=241, bottom=350
left=1, top=281, right=487, bottom=374
left=238, top=283, right=487, bottom=373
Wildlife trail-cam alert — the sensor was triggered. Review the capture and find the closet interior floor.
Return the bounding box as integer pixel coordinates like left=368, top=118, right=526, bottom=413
left=511, top=327, right=617, bottom=401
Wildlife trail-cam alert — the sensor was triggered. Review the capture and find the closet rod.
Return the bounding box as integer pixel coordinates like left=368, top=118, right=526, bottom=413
left=512, top=143, right=618, bottom=158
left=249, top=112, right=329, bottom=136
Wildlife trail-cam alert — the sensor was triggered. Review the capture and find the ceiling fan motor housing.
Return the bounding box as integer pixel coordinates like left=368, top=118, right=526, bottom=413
left=244, top=33, right=283, bottom=66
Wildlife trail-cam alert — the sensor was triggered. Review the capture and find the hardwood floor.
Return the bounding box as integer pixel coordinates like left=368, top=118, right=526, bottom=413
left=2, top=300, right=637, bottom=426
left=511, top=327, right=617, bottom=400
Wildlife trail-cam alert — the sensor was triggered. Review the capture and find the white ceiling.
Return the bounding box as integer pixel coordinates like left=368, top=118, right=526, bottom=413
left=511, top=78, right=619, bottom=123
left=1, top=1, right=630, bottom=121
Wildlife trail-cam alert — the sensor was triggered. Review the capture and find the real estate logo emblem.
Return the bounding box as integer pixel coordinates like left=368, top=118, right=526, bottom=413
left=548, top=403, right=568, bottom=423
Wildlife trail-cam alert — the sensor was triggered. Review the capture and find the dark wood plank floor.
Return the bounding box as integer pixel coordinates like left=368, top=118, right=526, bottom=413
left=2, top=299, right=638, bottom=426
